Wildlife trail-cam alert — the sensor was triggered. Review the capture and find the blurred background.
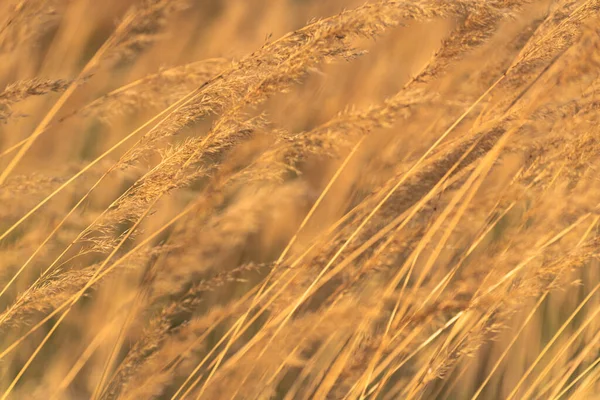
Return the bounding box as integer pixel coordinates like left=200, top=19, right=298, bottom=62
left=2, top=0, right=600, bottom=399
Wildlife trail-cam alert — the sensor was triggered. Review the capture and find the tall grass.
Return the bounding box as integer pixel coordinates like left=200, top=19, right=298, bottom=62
left=1, top=0, right=600, bottom=398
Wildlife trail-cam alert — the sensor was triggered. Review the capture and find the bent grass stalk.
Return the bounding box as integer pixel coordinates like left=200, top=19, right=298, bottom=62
left=0, top=12, right=137, bottom=185
left=0, top=84, right=207, bottom=320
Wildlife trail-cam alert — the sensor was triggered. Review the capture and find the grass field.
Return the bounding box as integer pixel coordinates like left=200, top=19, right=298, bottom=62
left=1, top=0, right=600, bottom=398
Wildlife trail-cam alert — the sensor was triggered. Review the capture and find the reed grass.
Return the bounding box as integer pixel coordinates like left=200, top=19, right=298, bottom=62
left=1, top=0, right=599, bottom=398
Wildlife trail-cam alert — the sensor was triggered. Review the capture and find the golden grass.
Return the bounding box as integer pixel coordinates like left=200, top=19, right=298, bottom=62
left=1, top=0, right=600, bottom=398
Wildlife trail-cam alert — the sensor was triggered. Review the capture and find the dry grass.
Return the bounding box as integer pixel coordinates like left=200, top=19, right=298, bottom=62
left=1, top=0, right=600, bottom=398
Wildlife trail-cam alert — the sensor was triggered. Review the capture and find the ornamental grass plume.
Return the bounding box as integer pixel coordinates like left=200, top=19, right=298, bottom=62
left=1, top=0, right=600, bottom=399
